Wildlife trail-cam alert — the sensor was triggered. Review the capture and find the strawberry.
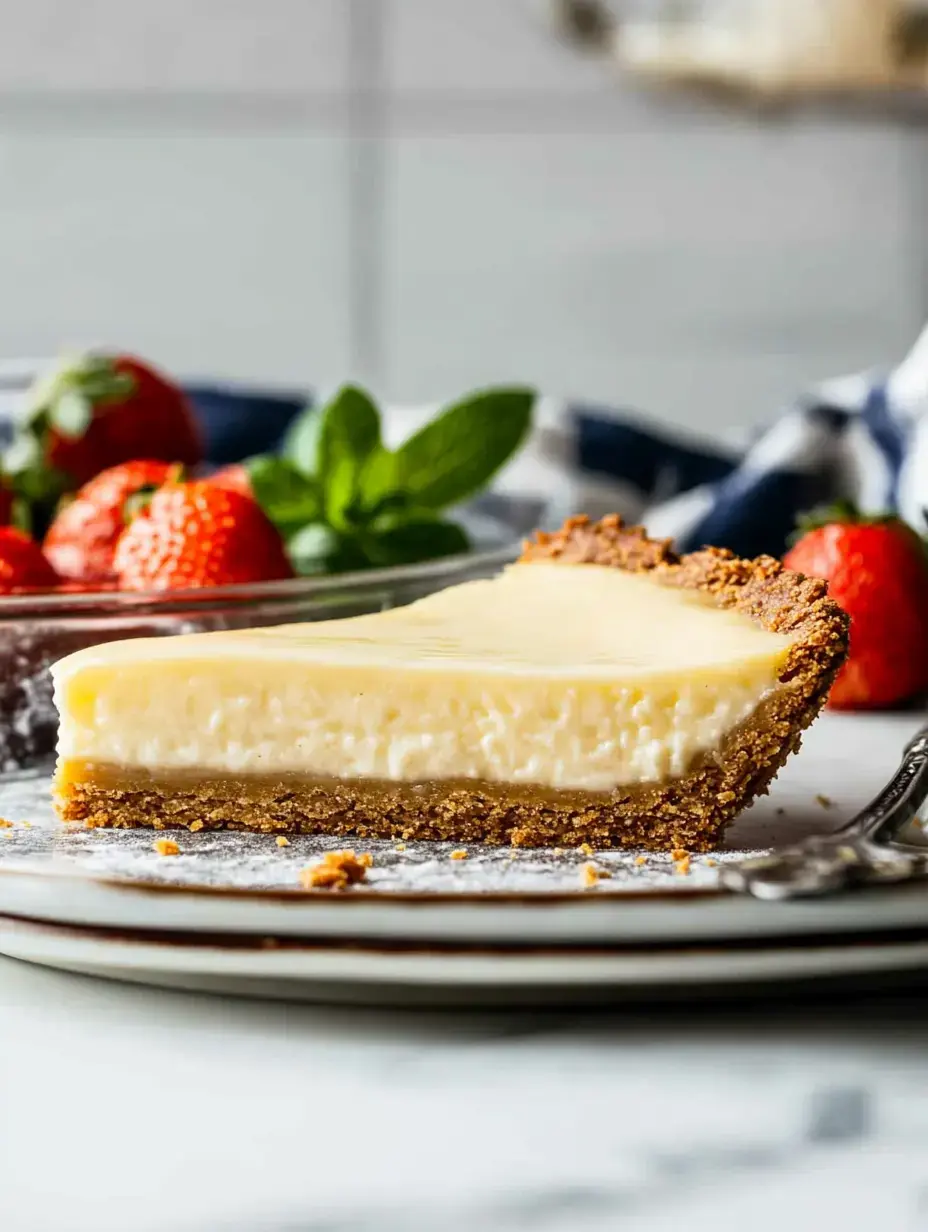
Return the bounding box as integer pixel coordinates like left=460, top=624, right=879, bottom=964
left=783, top=507, right=928, bottom=709
left=3, top=353, right=202, bottom=520
left=113, top=479, right=294, bottom=591
left=0, top=480, right=12, bottom=526
left=53, top=579, right=119, bottom=594
left=0, top=527, right=60, bottom=593
left=208, top=464, right=252, bottom=497
left=43, top=460, right=175, bottom=583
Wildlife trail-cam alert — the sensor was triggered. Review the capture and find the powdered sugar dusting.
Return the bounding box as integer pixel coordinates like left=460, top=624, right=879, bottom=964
left=0, top=773, right=767, bottom=895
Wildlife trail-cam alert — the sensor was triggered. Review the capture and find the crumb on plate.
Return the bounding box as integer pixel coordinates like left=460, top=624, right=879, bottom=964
left=634, top=855, right=647, bottom=866
left=581, top=862, right=612, bottom=887
left=0, top=818, right=12, bottom=829
left=299, top=849, right=372, bottom=891
left=450, top=848, right=468, bottom=861
left=815, top=794, right=833, bottom=809
left=276, top=835, right=290, bottom=847
left=578, top=842, right=594, bottom=856
left=674, top=854, right=691, bottom=876
left=153, top=838, right=180, bottom=856
left=394, top=842, right=406, bottom=852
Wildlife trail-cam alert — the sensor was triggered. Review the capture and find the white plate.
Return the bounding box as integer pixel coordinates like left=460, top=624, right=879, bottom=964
left=3, top=912, right=928, bottom=1006
left=0, top=713, right=926, bottom=958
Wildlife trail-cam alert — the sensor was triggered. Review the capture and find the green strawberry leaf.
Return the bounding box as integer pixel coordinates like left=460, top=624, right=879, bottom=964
left=359, top=512, right=470, bottom=567
left=371, top=386, right=535, bottom=512
left=789, top=501, right=903, bottom=547
left=26, top=354, right=134, bottom=439
left=2, top=433, right=42, bottom=475
left=76, top=357, right=134, bottom=405
left=246, top=455, right=322, bottom=538
left=1, top=432, right=73, bottom=537
left=122, top=483, right=163, bottom=524
left=8, top=495, right=32, bottom=536
left=316, top=385, right=382, bottom=528
left=48, top=388, right=93, bottom=438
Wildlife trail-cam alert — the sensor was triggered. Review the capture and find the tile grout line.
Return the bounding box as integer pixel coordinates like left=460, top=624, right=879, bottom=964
left=346, top=0, right=388, bottom=390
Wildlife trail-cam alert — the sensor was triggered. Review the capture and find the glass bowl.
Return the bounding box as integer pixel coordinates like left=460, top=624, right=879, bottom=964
left=0, top=544, right=517, bottom=779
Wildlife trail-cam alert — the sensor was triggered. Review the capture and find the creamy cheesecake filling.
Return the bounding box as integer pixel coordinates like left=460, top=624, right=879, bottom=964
left=53, top=563, right=796, bottom=793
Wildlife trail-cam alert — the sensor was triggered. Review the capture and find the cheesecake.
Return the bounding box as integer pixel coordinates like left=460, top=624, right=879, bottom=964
left=51, top=516, right=848, bottom=851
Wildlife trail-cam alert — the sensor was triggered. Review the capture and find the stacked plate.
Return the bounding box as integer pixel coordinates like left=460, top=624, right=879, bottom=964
left=1, top=712, right=927, bottom=1006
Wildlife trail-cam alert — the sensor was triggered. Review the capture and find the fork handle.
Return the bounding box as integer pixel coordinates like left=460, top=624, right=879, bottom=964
left=721, top=725, right=928, bottom=901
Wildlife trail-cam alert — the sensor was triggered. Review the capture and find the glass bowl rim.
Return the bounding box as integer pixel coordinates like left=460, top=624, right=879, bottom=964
left=0, top=541, right=521, bottom=618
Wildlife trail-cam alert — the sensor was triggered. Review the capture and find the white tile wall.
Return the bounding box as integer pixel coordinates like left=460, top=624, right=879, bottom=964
left=385, top=0, right=614, bottom=97
left=0, top=0, right=921, bottom=435
left=0, top=0, right=347, bottom=94
left=383, top=122, right=920, bottom=426
left=0, top=133, right=350, bottom=385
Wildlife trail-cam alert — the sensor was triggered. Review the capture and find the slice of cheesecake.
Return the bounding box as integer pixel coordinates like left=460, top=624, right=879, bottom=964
left=52, top=516, right=848, bottom=851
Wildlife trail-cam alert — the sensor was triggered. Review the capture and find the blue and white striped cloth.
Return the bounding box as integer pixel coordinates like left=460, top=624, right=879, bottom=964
left=528, top=324, right=928, bottom=558
left=4, top=329, right=928, bottom=560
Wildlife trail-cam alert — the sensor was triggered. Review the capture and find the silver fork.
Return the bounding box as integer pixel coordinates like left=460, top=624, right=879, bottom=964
left=721, top=725, right=928, bottom=900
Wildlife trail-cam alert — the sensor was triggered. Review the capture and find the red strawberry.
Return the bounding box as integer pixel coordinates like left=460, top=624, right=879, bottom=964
left=0, top=527, right=60, bottom=593
left=0, top=480, right=12, bottom=526
left=53, top=579, right=119, bottom=594
left=208, top=464, right=252, bottom=497
left=43, top=460, right=175, bottom=582
left=14, top=352, right=202, bottom=491
left=783, top=508, right=928, bottom=709
left=113, top=479, right=294, bottom=591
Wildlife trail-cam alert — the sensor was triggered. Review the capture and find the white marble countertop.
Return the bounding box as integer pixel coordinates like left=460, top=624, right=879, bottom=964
left=2, top=953, right=928, bottom=1232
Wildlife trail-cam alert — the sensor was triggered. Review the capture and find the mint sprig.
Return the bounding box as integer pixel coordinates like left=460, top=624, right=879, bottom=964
left=376, top=386, right=535, bottom=512
left=254, top=382, right=535, bottom=575
left=246, top=455, right=321, bottom=539
left=316, top=385, right=382, bottom=527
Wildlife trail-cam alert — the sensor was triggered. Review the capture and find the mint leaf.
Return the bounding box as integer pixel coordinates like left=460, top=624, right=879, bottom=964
left=360, top=513, right=470, bottom=567
left=288, top=522, right=368, bottom=576
left=378, top=386, right=534, bottom=511
left=246, top=455, right=321, bottom=538
left=287, top=522, right=341, bottom=575
left=282, top=402, right=321, bottom=475
left=316, top=385, right=382, bottom=527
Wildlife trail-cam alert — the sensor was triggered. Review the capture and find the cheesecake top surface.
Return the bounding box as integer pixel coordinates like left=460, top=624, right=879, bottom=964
left=53, top=561, right=795, bottom=685
left=52, top=517, right=849, bottom=791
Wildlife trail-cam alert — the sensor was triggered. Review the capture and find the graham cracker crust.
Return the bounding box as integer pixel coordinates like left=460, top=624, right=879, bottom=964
left=55, top=515, right=849, bottom=851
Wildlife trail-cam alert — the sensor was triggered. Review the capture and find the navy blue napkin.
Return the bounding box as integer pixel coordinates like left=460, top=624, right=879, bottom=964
left=183, top=381, right=308, bottom=464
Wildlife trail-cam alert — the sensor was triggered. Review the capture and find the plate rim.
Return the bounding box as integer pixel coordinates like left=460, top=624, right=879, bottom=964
left=6, top=911, right=928, bottom=994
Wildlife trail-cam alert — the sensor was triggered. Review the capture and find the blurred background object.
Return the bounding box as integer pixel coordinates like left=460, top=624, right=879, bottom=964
left=558, top=0, right=928, bottom=98
left=0, top=0, right=924, bottom=437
